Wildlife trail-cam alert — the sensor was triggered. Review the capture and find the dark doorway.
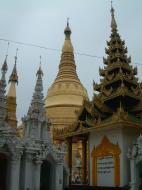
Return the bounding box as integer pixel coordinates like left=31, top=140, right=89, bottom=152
left=0, top=153, right=7, bottom=190
left=63, top=167, right=68, bottom=189
left=40, top=160, right=53, bottom=190
left=138, top=161, right=142, bottom=190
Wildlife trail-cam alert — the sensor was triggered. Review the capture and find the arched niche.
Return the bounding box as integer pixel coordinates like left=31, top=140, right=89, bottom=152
left=91, top=136, right=121, bottom=187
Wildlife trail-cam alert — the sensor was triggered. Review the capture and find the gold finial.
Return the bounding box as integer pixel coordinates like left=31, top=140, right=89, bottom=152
left=6, top=42, right=10, bottom=57
left=1, top=42, right=10, bottom=72
left=36, top=56, right=43, bottom=76
left=110, top=1, right=117, bottom=31
left=15, top=48, right=18, bottom=64
left=111, top=1, right=113, bottom=10
left=9, top=48, right=18, bottom=84
left=62, top=18, right=74, bottom=52
left=67, top=17, right=70, bottom=27
left=40, top=55, right=42, bottom=67
left=64, top=17, right=71, bottom=39
left=111, top=1, right=114, bottom=15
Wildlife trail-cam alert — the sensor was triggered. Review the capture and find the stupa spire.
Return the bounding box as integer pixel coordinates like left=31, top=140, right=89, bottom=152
left=0, top=54, right=8, bottom=123
left=27, top=57, right=45, bottom=119
left=7, top=49, right=18, bottom=128
left=45, top=22, right=88, bottom=131
left=92, top=3, right=142, bottom=120
left=54, top=20, right=82, bottom=84
left=64, top=18, right=71, bottom=39
left=9, top=49, right=18, bottom=84
left=62, top=18, right=73, bottom=53
left=23, top=58, right=50, bottom=140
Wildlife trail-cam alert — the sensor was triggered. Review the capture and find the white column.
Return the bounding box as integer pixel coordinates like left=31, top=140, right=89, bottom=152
left=130, top=159, right=136, bottom=190
left=9, top=155, right=21, bottom=190
left=23, top=154, right=33, bottom=190
left=33, top=160, right=42, bottom=190
left=55, top=162, right=63, bottom=190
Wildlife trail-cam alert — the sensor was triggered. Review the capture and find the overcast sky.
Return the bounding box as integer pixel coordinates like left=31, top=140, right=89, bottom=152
left=0, top=0, right=142, bottom=121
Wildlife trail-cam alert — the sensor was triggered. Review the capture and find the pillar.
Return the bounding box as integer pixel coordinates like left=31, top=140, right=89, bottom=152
left=23, top=153, right=33, bottom=190
left=55, top=162, right=64, bottom=190
left=67, top=137, right=72, bottom=184
left=130, top=159, right=136, bottom=190
left=9, top=153, right=21, bottom=190
left=33, top=159, right=42, bottom=190
left=82, top=139, right=87, bottom=184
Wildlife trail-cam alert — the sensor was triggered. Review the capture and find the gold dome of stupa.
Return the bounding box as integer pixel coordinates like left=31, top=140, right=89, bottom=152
left=45, top=21, right=88, bottom=130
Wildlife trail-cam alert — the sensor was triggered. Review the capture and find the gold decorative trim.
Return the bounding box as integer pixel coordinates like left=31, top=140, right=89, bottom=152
left=91, top=136, right=121, bottom=187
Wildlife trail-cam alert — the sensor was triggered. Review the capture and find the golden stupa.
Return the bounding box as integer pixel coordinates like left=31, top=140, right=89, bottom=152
left=45, top=21, right=88, bottom=130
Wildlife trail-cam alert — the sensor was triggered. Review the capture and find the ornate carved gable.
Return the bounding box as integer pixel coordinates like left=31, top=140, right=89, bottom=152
left=91, top=136, right=121, bottom=157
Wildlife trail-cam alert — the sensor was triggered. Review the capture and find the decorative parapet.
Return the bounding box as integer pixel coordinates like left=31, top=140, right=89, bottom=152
left=53, top=121, right=78, bottom=137
left=0, top=125, right=24, bottom=160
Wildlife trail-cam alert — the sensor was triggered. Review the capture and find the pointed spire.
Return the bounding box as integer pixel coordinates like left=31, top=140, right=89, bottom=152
left=1, top=56, right=8, bottom=84
left=110, top=1, right=117, bottom=31
left=23, top=57, right=50, bottom=141
left=62, top=18, right=73, bottom=53
left=64, top=18, right=71, bottom=39
left=46, top=19, right=88, bottom=95
left=0, top=54, right=8, bottom=123
left=36, top=56, right=43, bottom=77
left=1, top=42, right=9, bottom=78
left=27, top=57, right=45, bottom=119
left=9, top=48, right=18, bottom=84
left=1, top=42, right=9, bottom=73
left=7, top=49, right=19, bottom=128
left=54, top=20, right=82, bottom=83
left=92, top=1, right=142, bottom=119
left=0, top=43, right=10, bottom=123
left=2, top=55, right=8, bottom=73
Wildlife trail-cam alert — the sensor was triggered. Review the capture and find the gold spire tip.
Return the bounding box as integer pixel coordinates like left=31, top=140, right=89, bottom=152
left=15, top=48, right=18, bottom=63
left=111, top=0, right=114, bottom=15
left=64, top=17, right=71, bottom=39
left=1, top=42, right=9, bottom=72
left=36, top=56, right=43, bottom=76
left=40, top=55, right=42, bottom=67
left=67, top=17, right=70, bottom=27
left=110, top=1, right=117, bottom=30
left=111, top=0, right=113, bottom=9
left=6, top=42, right=10, bottom=57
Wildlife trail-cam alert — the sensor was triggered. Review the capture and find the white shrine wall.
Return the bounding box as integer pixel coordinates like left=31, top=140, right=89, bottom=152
left=89, top=126, right=140, bottom=187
